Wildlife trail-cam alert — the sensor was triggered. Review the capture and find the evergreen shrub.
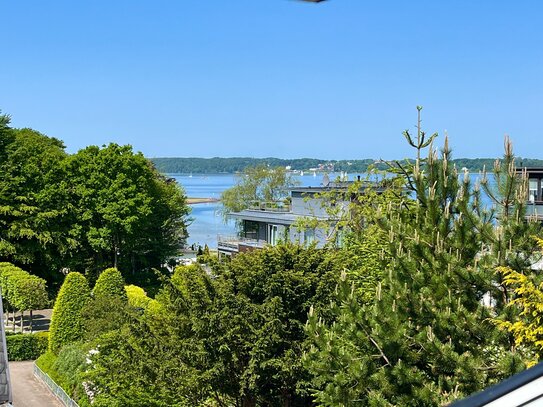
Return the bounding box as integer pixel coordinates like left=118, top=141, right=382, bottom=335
left=93, top=268, right=127, bottom=301
left=125, top=284, right=151, bottom=309
left=49, top=272, right=91, bottom=354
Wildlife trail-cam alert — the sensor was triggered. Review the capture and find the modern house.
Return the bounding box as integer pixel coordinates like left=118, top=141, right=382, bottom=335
left=517, top=167, right=543, bottom=221
left=217, top=180, right=386, bottom=259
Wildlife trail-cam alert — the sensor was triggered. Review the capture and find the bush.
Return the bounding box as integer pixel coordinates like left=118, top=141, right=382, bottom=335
left=7, top=332, right=49, bottom=361
left=36, top=350, right=58, bottom=375
left=36, top=346, right=89, bottom=405
left=49, top=272, right=91, bottom=354
left=93, top=268, right=127, bottom=301
left=82, top=296, right=128, bottom=340
left=125, top=284, right=151, bottom=309
left=53, top=343, right=88, bottom=397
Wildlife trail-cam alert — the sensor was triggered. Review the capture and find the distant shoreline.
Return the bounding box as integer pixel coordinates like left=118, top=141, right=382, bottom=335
left=187, top=197, right=220, bottom=205
left=152, top=157, right=543, bottom=175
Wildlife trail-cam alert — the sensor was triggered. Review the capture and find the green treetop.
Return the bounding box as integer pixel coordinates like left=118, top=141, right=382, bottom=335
left=93, top=268, right=127, bottom=302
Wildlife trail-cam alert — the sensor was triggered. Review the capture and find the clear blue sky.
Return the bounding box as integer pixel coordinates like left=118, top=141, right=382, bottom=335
left=2, top=1, right=542, bottom=160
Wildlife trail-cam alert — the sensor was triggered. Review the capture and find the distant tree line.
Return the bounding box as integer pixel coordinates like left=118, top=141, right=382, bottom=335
left=150, top=156, right=543, bottom=174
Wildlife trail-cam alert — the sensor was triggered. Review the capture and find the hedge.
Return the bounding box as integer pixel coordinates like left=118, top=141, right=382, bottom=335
left=7, top=332, right=49, bottom=361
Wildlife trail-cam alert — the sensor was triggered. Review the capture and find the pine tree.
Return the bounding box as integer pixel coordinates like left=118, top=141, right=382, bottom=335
left=305, top=109, right=531, bottom=405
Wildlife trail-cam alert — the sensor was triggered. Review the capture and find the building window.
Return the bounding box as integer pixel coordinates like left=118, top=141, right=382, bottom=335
left=529, top=179, right=538, bottom=202
left=268, top=225, right=279, bottom=246
left=244, top=220, right=259, bottom=240
left=335, top=227, right=345, bottom=248
left=304, top=229, right=315, bottom=246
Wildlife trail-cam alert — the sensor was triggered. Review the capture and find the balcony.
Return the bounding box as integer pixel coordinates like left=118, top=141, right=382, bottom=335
left=526, top=203, right=543, bottom=220
left=247, top=200, right=291, bottom=213
left=217, top=235, right=267, bottom=253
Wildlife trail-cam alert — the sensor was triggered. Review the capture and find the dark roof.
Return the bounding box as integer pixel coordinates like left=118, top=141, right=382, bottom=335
left=516, top=167, right=543, bottom=175
left=450, top=362, right=543, bottom=406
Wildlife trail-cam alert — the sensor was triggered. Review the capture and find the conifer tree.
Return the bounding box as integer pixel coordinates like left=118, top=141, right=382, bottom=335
left=305, top=109, right=532, bottom=405
left=49, top=272, right=91, bottom=354
left=93, top=267, right=127, bottom=302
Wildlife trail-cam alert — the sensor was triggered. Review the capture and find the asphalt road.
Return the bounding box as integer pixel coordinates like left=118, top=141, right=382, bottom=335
left=9, top=361, right=62, bottom=407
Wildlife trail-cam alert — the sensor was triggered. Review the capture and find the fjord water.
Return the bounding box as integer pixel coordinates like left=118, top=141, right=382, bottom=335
left=171, top=172, right=494, bottom=249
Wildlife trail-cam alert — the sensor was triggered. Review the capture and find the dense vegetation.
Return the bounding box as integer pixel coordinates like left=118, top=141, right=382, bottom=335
left=5, top=107, right=543, bottom=405
left=150, top=156, right=543, bottom=174
left=0, top=111, right=189, bottom=287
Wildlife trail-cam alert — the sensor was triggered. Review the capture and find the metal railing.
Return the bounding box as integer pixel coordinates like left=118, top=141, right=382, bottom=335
left=33, top=363, right=80, bottom=407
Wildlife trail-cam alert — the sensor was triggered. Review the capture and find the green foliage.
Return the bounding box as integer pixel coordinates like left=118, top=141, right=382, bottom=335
left=494, top=237, right=543, bottom=366
left=36, top=350, right=58, bottom=377
left=78, top=268, right=129, bottom=340
left=305, top=112, right=534, bottom=405
left=125, top=284, right=152, bottom=309
left=0, top=127, right=67, bottom=281
left=36, top=346, right=89, bottom=404
left=220, top=165, right=299, bottom=219
left=325, top=225, right=389, bottom=304
left=6, top=332, right=49, bottom=361
left=53, top=343, right=89, bottom=399
left=82, top=296, right=129, bottom=341
left=0, top=112, right=190, bottom=284
left=0, top=262, right=49, bottom=331
left=81, top=244, right=341, bottom=406
left=93, top=268, right=127, bottom=301
left=49, top=272, right=91, bottom=354
left=62, top=143, right=190, bottom=279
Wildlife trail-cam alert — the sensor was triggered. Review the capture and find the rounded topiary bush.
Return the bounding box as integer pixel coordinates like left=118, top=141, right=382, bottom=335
left=93, top=268, right=127, bottom=302
left=49, top=272, right=91, bottom=354
left=125, top=284, right=151, bottom=309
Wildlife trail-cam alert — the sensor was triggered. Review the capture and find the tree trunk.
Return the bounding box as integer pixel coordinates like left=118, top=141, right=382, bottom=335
left=12, top=309, right=15, bottom=333
left=241, top=396, right=256, bottom=407
left=30, top=309, right=33, bottom=333
left=20, top=310, right=24, bottom=333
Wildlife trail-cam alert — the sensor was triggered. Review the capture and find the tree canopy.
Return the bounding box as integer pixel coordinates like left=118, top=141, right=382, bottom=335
left=0, top=112, right=190, bottom=284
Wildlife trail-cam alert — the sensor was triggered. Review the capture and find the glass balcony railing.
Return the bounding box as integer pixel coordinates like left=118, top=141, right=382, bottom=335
left=217, top=235, right=267, bottom=250
left=526, top=203, right=543, bottom=219
left=247, top=201, right=291, bottom=212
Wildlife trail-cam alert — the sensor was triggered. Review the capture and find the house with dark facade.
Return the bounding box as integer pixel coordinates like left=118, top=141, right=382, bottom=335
left=520, top=167, right=543, bottom=221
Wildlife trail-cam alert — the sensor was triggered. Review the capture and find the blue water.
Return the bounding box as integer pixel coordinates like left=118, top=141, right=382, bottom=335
left=171, top=172, right=494, bottom=248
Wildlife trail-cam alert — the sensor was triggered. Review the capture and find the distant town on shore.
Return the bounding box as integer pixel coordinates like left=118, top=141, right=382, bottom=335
left=151, top=156, right=543, bottom=174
